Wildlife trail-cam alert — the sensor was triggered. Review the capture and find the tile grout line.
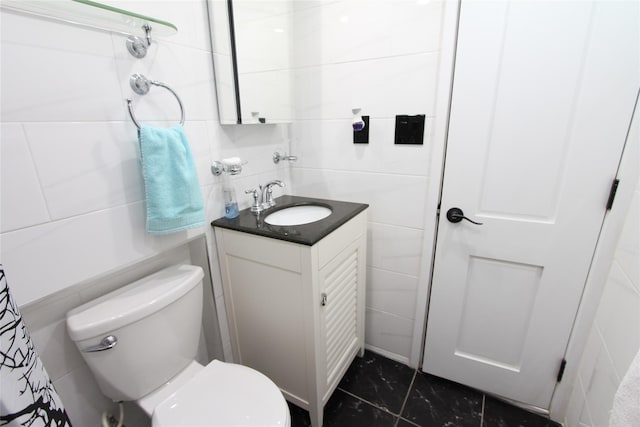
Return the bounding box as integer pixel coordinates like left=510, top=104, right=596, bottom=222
left=394, top=369, right=418, bottom=427
left=336, top=387, right=397, bottom=417
left=397, top=418, right=422, bottom=427
left=336, top=385, right=409, bottom=422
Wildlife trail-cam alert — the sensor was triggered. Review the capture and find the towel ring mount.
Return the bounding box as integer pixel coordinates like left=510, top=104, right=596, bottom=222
left=126, top=73, right=185, bottom=130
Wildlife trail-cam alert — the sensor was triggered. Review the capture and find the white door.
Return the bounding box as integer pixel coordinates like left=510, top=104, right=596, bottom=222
left=423, top=0, right=639, bottom=409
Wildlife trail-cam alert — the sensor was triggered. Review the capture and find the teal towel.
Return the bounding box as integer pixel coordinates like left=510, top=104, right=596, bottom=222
left=138, top=124, right=205, bottom=234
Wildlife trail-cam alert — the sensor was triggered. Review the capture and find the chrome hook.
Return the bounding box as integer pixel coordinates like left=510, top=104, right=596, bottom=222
left=126, top=24, right=153, bottom=58
left=143, top=24, right=152, bottom=47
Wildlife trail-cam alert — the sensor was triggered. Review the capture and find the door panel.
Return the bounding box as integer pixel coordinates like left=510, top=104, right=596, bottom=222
left=455, top=256, right=542, bottom=371
left=423, top=0, right=639, bottom=409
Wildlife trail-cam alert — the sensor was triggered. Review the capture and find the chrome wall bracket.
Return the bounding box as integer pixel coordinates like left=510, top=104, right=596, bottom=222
left=130, top=73, right=151, bottom=95
left=211, top=159, right=245, bottom=176
left=126, top=73, right=185, bottom=130
left=126, top=24, right=153, bottom=58
left=211, top=161, right=223, bottom=176
left=273, top=152, right=297, bottom=164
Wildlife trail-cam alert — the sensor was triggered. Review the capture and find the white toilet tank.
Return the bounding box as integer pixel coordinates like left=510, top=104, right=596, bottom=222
left=66, top=264, right=204, bottom=402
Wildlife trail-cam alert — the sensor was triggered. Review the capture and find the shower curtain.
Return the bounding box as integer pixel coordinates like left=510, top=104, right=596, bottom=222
left=0, top=266, right=72, bottom=426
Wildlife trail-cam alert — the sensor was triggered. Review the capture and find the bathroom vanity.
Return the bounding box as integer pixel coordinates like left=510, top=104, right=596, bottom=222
left=212, top=196, right=368, bottom=427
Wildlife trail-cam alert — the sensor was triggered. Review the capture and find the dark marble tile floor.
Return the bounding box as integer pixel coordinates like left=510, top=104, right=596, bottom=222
left=288, top=350, right=561, bottom=427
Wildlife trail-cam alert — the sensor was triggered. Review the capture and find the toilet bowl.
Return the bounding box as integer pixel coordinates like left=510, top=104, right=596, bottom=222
left=149, top=360, right=290, bottom=426
left=66, top=264, right=290, bottom=427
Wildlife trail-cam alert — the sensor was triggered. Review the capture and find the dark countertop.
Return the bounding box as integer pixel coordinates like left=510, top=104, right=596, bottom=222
left=211, top=195, right=368, bottom=246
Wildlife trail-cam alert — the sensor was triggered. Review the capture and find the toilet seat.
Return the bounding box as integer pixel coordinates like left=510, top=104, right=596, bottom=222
left=152, top=360, right=290, bottom=427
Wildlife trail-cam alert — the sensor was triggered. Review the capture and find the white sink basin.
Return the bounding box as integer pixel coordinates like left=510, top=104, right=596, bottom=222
left=265, top=205, right=332, bottom=226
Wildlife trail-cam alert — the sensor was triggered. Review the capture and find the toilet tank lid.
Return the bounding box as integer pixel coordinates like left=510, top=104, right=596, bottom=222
left=66, top=264, right=204, bottom=342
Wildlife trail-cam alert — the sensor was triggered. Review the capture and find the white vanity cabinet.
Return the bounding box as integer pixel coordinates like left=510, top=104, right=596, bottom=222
left=214, top=210, right=367, bottom=427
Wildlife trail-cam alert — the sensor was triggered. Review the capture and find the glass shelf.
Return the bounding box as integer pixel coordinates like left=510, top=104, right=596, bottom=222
left=1, top=0, right=177, bottom=38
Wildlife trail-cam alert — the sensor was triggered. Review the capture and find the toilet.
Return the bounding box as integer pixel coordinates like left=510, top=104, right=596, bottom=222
left=66, top=264, right=290, bottom=427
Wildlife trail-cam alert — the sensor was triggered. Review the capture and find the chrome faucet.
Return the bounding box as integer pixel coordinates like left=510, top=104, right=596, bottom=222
left=245, top=180, right=285, bottom=214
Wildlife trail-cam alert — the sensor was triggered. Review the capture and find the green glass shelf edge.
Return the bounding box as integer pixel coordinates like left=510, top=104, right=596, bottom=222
left=73, top=0, right=177, bottom=33
left=1, top=0, right=178, bottom=37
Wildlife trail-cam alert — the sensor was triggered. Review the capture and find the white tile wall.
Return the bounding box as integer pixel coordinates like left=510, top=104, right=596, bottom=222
left=23, top=122, right=144, bottom=219
left=294, top=53, right=438, bottom=121
left=292, top=0, right=442, bottom=68
left=28, top=316, right=86, bottom=383
left=366, top=267, right=418, bottom=319
left=292, top=169, right=428, bottom=229
left=1, top=0, right=289, bottom=424
left=54, top=364, right=116, bottom=427
left=365, top=308, right=414, bottom=363
left=0, top=1, right=288, bottom=305
left=291, top=117, right=433, bottom=176
left=596, top=262, right=640, bottom=379
left=0, top=124, right=50, bottom=232
left=112, top=38, right=218, bottom=122
left=1, top=201, right=188, bottom=305
left=615, top=190, right=639, bottom=286
left=566, top=377, right=592, bottom=427
left=0, top=13, right=124, bottom=123
left=565, top=123, right=640, bottom=425
left=585, top=347, right=620, bottom=427
left=289, top=0, right=444, bottom=362
left=367, top=222, right=424, bottom=276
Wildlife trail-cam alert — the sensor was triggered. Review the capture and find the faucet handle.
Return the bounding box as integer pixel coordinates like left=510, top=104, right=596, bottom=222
left=245, top=188, right=261, bottom=212
left=263, top=180, right=285, bottom=208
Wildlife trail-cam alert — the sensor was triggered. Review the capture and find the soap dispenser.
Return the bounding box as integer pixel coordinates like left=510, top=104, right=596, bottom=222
left=221, top=157, right=241, bottom=219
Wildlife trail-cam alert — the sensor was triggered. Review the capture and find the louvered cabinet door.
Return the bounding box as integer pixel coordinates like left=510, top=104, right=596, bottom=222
left=317, top=233, right=366, bottom=403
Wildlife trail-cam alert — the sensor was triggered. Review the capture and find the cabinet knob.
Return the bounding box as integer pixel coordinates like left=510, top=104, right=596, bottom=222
left=321, top=293, right=327, bottom=306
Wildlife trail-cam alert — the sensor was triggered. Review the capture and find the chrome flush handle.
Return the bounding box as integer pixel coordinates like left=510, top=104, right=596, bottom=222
left=82, top=335, right=118, bottom=353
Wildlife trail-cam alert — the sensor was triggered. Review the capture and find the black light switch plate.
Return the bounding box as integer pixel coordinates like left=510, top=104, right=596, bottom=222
left=353, top=116, right=370, bottom=144
left=394, top=114, right=425, bottom=145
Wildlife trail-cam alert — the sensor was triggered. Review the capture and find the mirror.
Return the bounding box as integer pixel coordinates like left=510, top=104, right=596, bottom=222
left=208, top=0, right=293, bottom=124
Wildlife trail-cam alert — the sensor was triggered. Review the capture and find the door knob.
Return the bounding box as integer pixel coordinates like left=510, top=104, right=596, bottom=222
left=446, top=207, right=483, bottom=225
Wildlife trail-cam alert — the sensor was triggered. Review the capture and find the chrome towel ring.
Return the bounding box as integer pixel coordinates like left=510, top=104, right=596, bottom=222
left=126, top=73, right=185, bottom=130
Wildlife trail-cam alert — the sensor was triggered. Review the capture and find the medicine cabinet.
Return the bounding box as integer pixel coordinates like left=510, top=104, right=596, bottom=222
left=207, top=0, right=294, bottom=124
